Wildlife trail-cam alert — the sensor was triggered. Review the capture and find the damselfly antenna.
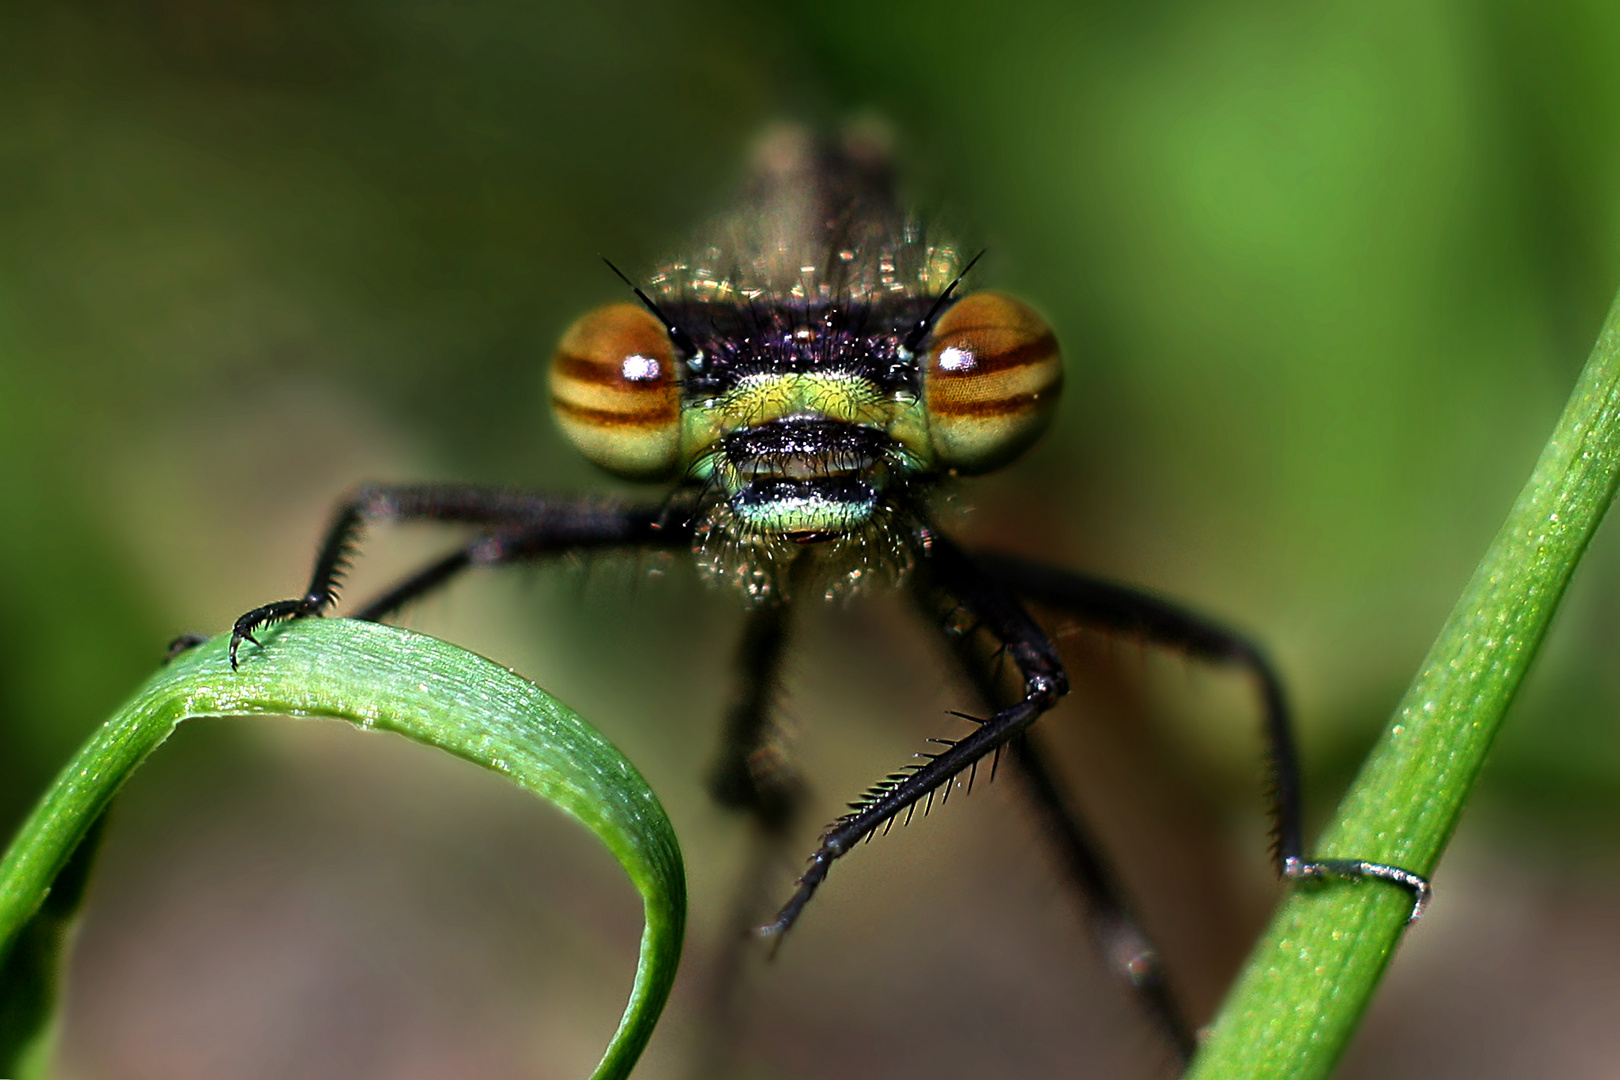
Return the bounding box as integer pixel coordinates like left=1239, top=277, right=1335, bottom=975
left=902, top=247, right=986, bottom=355
left=602, top=256, right=702, bottom=361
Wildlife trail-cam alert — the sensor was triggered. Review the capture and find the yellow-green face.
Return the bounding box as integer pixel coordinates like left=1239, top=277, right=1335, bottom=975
left=548, top=290, right=1062, bottom=543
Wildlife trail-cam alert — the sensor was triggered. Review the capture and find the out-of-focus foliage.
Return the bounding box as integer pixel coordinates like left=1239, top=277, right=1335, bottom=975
left=2, top=2, right=1619, bottom=1078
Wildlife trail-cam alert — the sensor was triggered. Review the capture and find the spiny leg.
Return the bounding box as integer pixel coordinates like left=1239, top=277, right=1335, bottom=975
left=688, top=592, right=808, bottom=1080
left=759, top=529, right=1068, bottom=938
left=936, top=607, right=1196, bottom=1061
left=230, top=484, right=678, bottom=665
left=974, top=553, right=1429, bottom=920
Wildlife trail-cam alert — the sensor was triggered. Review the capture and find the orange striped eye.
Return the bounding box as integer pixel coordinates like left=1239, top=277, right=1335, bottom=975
left=923, top=291, right=1062, bottom=474
left=550, top=303, right=683, bottom=481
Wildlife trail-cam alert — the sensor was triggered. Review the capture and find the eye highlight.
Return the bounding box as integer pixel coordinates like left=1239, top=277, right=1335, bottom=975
left=550, top=303, right=683, bottom=481
left=923, top=291, right=1062, bottom=475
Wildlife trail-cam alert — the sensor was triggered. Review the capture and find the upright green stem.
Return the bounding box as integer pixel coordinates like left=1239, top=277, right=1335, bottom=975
left=1187, top=292, right=1620, bottom=1077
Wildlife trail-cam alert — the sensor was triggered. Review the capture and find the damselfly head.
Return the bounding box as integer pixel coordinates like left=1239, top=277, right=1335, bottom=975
left=549, top=126, right=1062, bottom=599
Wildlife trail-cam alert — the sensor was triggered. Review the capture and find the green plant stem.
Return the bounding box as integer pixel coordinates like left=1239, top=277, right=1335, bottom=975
left=1188, top=293, right=1620, bottom=1077
left=0, top=620, right=685, bottom=1080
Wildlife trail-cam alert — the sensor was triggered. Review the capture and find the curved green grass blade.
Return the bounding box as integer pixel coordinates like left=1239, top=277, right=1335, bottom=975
left=1188, top=289, right=1620, bottom=1076
left=0, top=618, right=685, bottom=1080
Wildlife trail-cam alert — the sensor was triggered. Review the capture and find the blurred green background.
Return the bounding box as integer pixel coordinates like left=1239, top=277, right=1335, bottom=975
left=4, top=1, right=1620, bottom=1078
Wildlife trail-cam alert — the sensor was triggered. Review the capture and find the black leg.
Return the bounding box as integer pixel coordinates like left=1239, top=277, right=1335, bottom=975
left=229, top=484, right=680, bottom=667
left=685, top=591, right=809, bottom=1080
left=759, top=528, right=1068, bottom=937
left=706, top=594, right=804, bottom=833
left=921, top=575, right=1197, bottom=1061
left=1010, top=739, right=1196, bottom=1059
left=975, top=552, right=1429, bottom=920
left=973, top=553, right=1305, bottom=867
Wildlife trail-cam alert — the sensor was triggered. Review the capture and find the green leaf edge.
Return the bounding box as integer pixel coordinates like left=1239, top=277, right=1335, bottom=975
left=0, top=618, right=686, bottom=1080
left=1188, top=292, right=1620, bottom=1077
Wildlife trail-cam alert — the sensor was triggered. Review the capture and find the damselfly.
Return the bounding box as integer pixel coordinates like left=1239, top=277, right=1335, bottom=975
left=227, top=124, right=1428, bottom=1061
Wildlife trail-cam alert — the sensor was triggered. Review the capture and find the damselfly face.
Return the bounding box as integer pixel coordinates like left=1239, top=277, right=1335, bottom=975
left=549, top=128, right=1063, bottom=599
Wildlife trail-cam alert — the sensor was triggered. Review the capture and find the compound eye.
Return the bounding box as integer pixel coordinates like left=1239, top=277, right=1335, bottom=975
left=923, top=291, right=1062, bottom=475
left=550, top=303, right=683, bottom=481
